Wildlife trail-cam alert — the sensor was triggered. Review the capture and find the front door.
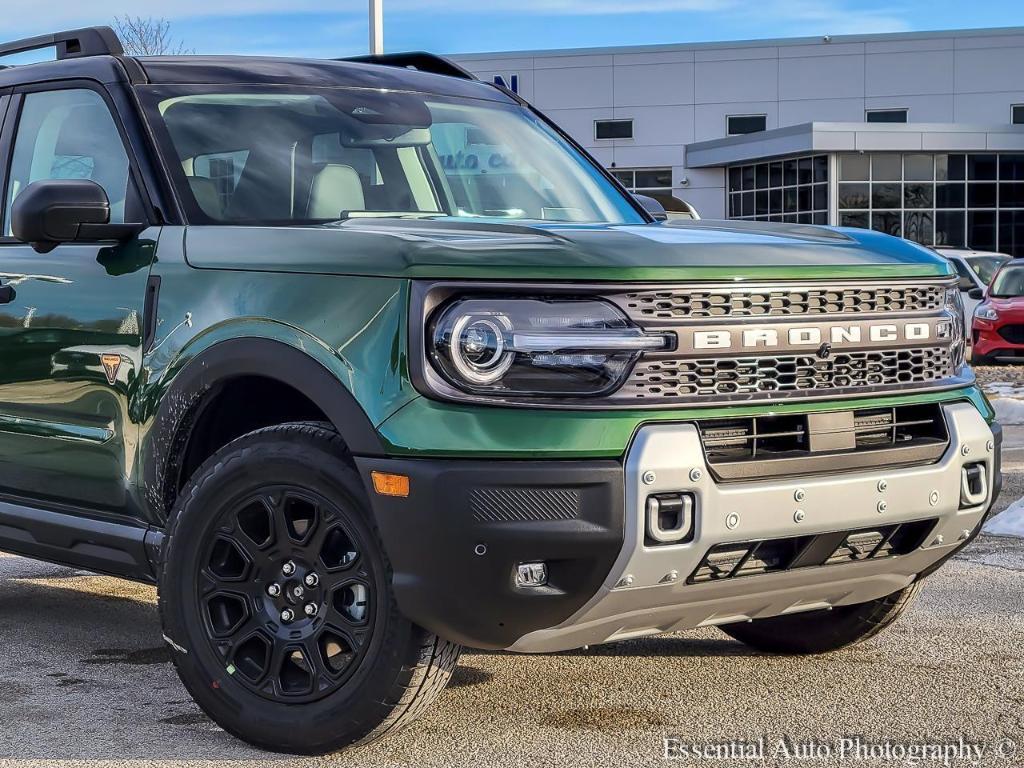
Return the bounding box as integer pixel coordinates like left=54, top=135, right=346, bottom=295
left=0, top=86, right=156, bottom=515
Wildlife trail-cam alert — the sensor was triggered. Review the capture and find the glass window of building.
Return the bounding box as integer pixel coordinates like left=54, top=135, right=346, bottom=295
left=727, top=114, right=767, bottom=136
left=726, top=154, right=827, bottom=224
left=595, top=119, right=633, bottom=140
left=611, top=167, right=673, bottom=195
left=866, top=109, right=908, bottom=123
left=836, top=152, right=1024, bottom=256
left=1013, top=105, right=1024, bottom=125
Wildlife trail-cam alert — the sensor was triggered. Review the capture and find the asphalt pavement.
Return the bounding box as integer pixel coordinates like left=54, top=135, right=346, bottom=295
left=0, top=436, right=1022, bottom=767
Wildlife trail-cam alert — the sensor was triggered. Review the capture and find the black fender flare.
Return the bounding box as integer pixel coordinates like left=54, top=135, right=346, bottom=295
left=141, top=337, right=386, bottom=524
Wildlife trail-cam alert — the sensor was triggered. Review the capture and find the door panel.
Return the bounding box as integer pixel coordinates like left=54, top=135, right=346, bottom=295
left=0, top=87, right=156, bottom=514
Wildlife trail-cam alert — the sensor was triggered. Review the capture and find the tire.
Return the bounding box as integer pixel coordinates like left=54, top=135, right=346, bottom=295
left=158, top=422, right=460, bottom=754
left=971, top=350, right=992, bottom=366
left=719, top=581, right=923, bottom=655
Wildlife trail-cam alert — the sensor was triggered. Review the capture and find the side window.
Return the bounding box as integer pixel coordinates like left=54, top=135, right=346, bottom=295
left=4, top=89, right=136, bottom=235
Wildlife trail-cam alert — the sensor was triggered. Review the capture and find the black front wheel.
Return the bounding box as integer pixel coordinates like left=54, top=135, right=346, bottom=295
left=158, top=422, right=460, bottom=754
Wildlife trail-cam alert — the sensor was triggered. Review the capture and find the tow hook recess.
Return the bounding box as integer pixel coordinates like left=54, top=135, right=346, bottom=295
left=960, top=463, right=988, bottom=508
left=645, top=493, right=695, bottom=545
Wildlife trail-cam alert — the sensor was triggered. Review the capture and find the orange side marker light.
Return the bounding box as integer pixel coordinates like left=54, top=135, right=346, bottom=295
left=371, top=471, right=410, bottom=498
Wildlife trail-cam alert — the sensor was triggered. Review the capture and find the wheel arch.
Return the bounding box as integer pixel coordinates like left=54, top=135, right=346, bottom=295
left=142, top=336, right=386, bottom=525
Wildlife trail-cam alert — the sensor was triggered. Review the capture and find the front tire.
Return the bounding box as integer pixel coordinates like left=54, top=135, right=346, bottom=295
left=720, top=582, right=923, bottom=655
left=158, top=422, right=460, bottom=754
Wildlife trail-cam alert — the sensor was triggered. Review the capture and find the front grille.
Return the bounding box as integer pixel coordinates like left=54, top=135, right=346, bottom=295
left=614, top=284, right=945, bottom=322
left=689, top=519, right=937, bottom=584
left=997, top=324, right=1024, bottom=344
left=695, top=403, right=949, bottom=481
left=621, top=347, right=953, bottom=402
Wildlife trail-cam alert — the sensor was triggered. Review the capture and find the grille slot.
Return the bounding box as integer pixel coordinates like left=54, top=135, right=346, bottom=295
left=696, top=403, right=948, bottom=481
left=469, top=488, right=581, bottom=523
left=622, top=347, right=953, bottom=403
left=616, top=284, right=945, bottom=321
left=689, top=519, right=937, bottom=584
left=997, top=324, right=1024, bottom=344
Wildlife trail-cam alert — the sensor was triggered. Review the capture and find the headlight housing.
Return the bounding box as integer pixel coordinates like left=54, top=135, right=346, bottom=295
left=427, top=296, right=670, bottom=398
left=974, top=303, right=999, bottom=321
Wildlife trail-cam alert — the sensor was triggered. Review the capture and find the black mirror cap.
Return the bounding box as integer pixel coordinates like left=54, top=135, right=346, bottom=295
left=968, top=287, right=985, bottom=300
left=12, top=179, right=110, bottom=253
left=633, top=193, right=669, bottom=222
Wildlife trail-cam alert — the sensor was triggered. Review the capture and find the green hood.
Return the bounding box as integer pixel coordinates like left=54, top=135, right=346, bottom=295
left=184, top=218, right=955, bottom=281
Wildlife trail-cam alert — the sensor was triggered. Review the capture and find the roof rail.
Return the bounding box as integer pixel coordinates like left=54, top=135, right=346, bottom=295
left=340, top=52, right=476, bottom=81
left=0, top=27, right=123, bottom=62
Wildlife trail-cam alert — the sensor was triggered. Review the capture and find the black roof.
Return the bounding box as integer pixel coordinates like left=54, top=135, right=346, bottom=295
left=0, top=53, right=512, bottom=103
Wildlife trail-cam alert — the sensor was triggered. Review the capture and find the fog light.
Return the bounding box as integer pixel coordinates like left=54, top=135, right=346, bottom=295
left=515, top=562, right=548, bottom=588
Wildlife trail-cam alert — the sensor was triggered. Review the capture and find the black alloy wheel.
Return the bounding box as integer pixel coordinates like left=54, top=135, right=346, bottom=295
left=199, top=485, right=374, bottom=703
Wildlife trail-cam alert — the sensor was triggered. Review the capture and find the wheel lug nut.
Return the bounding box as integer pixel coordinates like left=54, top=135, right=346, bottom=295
left=280, top=608, right=295, bottom=623
left=267, top=583, right=281, bottom=597
left=281, top=561, right=295, bottom=576
left=293, top=585, right=304, bottom=598
left=304, top=573, right=319, bottom=587
left=304, top=603, right=318, bottom=617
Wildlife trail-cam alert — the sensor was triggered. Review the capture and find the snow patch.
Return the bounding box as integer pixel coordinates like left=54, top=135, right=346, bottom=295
left=989, top=398, right=1024, bottom=426
left=983, top=381, right=1024, bottom=399
left=984, top=497, right=1024, bottom=538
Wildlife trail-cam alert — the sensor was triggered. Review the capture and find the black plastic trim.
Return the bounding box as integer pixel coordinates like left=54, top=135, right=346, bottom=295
left=341, top=52, right=477, bottom=81
left=356, top=456, right=624, bottom=650
left=143, top=337, right=386, bottom=524
left=0, top=27, right=123, bottom=61
left=0, top=498, right=156, bottom=582
left=142, top=274, right=160, bottom=353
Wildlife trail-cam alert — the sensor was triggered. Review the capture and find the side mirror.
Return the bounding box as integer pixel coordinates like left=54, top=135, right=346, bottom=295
left=11, top=179, right=143, bottom=254
left=968, top=288, right=985, bottom=300
left=633, top=193, right=668, bottom=222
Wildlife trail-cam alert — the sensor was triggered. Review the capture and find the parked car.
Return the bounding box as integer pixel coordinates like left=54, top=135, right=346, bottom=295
left=971, top=259, right=1024, bottom=364
left=0, top=27, right=1001, bottom=755
left=933, top=247, right=1009, bottom=333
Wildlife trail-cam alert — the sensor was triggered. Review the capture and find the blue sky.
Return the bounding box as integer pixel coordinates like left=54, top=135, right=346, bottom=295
left=6, top=1, right=1024, bottom=59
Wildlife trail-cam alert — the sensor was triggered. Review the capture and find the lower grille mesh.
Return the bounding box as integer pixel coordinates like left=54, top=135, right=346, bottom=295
left=622, top=347, right=953, bottom=401
left=689, top=519, right=937, bottom=584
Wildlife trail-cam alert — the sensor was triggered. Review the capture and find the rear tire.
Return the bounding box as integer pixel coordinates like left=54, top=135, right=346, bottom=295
left=719, top=582, right=923, bottom=655
left=158, top=422, right=460, bottom=754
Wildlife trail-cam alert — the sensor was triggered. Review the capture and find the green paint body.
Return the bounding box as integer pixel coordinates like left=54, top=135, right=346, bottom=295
left=0, top=215, right=988, bottom=526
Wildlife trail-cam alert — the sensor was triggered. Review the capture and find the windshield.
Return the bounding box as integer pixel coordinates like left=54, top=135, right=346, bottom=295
left=965, top=255, right=1009, bottom=285
left=989, top=265, right=1024, bottom=298
left=139, top=85, right=643, bottom=226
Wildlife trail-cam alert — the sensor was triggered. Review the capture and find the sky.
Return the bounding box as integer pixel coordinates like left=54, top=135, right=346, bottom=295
left=4, top=0, right=1024, bottom=60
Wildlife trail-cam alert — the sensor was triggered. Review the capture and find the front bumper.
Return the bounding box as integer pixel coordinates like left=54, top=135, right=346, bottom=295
left=973, top=319, right=1024, bottom=358
left=359, top=402, right=1000, bottom=653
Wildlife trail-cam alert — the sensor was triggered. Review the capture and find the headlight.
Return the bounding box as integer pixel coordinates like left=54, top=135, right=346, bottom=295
left=974, top=304, right=999, bottom=321
left=428, top=297, right=670, bottom=397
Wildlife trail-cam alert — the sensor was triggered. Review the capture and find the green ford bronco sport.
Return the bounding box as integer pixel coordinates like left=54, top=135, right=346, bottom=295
left=0, top=26, right=1002, bottom=754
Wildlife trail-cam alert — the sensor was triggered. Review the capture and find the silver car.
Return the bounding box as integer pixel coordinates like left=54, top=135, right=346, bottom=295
left=934, top=247, right=1010, bottom=332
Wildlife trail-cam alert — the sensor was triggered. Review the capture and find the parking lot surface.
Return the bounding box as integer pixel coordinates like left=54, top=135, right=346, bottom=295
left=0, top=438, right=1022, bottom=767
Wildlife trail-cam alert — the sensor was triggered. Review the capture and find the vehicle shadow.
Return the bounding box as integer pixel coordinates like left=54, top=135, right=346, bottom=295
left=0, top=560, right=766, bottom=761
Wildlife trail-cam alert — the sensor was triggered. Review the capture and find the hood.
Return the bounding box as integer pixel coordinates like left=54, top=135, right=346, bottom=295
left=985, top=295, right=1024, bottom=312
left=184, top=218, right=955, bottom=281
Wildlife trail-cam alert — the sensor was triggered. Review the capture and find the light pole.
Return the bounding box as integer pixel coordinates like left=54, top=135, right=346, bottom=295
left=370, top=0, right=383, bottom=55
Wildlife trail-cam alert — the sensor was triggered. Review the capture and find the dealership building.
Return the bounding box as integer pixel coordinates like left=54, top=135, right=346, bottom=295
left=453, top=26, right=1024, bottom=256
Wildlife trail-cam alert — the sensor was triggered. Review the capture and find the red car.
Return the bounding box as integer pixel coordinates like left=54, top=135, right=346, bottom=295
left=971, top=260, right=1024, bottom=364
